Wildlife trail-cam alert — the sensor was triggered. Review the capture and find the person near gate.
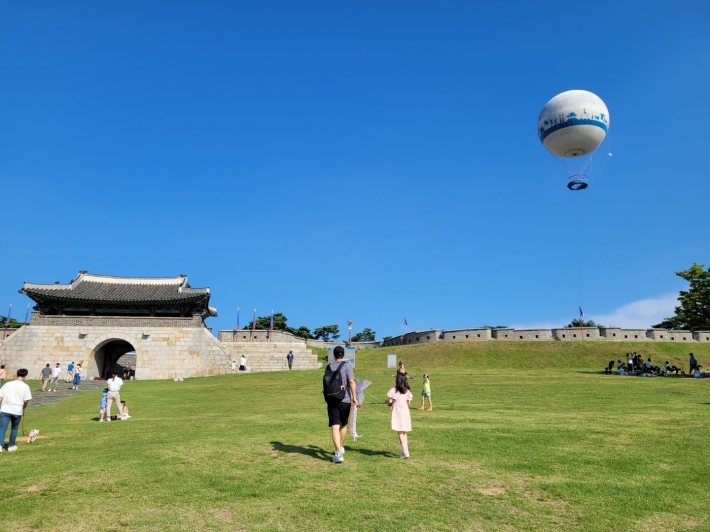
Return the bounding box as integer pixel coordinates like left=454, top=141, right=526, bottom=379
left=106, top=371, right=126, bottom=421
left=0, top=368, right=32, bottom=454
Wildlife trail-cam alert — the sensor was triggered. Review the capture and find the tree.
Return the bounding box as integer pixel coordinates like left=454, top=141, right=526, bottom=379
left=479, top=324, right=508, bottom=329
left=312, top=325, right=340, bottom=342
left=0, top=316, right=23, bottom=328
left=653, top=263, right=710, bottom=330
left=289, top=326, right=312, bottom=339
left=352, top=327, right=376, bottom=342
left=565, top=319, right=601, bottom=328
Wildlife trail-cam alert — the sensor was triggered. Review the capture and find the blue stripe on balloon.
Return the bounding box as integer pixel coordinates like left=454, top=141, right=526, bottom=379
left=538, top=118, right=608, bottom=142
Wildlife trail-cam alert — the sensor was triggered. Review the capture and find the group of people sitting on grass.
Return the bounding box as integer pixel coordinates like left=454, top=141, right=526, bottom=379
left=604, top=352, right=708, bottom=377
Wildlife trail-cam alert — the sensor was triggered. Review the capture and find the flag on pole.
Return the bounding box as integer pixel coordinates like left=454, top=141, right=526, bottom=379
left=269, top=310, right=274, bottom=342
left=3, top=304, right=12, bottom=340
left=579, top=306, right=585, bottom=318
left=24, top=303, right=30, bottom=325
left=404, top=317, right=408, bottom=326
left=251, top=308, right=257, bottom=342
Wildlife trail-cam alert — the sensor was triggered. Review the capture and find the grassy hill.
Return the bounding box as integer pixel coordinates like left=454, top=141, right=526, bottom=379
left=2, top=342, right=709, bottom=531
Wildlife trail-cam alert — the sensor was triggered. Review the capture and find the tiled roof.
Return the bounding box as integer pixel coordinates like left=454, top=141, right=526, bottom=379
left=20, top=272, right=211, bottom=305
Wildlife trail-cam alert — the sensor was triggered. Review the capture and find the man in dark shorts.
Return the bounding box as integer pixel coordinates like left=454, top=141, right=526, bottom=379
left=326, top=346, right=358, bottom=463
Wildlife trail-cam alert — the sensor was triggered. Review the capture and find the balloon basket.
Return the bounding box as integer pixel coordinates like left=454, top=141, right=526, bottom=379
left=567, top=175, right=588, bottom=191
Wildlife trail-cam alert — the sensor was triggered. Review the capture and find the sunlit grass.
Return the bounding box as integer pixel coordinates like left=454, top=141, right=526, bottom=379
left=2, top=342, right=709, bottom=531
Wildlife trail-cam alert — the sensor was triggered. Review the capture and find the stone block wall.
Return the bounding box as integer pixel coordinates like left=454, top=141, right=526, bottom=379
left=218, top=329, right=307, bottom=344
left=511, top=329, right=552, bottom=341
left=693, top=331, right=710, bottom=342
left=220, top=342, right=321, bottom=372
left=600, top=328, right=648, bottom=341
left=381, top=330, right=441, bottom=347
left=441, top=328, right=492, bottom=341
left=0, top=322, right=232, bottom=380
left=646, top=329, right=669, bottom=340
left=551, top=327, right=601, bottom=341
left=666, top=331, right=694, bottom=342
left=30, top=312, right=204, bottom=328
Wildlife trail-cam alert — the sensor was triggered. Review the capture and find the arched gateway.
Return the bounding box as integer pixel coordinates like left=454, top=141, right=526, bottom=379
left=93, top=339, right=137, bottom=380
left=0, top=271, right=321, bottom=380
left=4, top=272, right=229, bottom=380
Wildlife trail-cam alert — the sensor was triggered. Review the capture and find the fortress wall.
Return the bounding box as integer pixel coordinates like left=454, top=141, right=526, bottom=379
left=491, top=328, right=515, bottom=340
left=511, top=329, right=553, bottom=341
left=551, top=327, right=601, bottom=341
left=381, top=330, right=440, bottom=347
left=646, top=329, right=669, bottom=340
left=218, top=329, right=307, bottom=344
left=1, top=328, right=21, bottom=339
left=441, top=328, right=492, bottom=341
left=220, top=342, right=321, bottom=372
left=0, top=323, right=232, bottom=380
left=667, top=331, right=694, bottom=342
left=693, top=331, right=710, bottom=342
left=601, top=328, right=649, bottom=341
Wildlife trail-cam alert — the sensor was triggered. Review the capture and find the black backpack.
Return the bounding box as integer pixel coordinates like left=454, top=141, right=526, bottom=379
left=323, top=361, right=346, bottom=403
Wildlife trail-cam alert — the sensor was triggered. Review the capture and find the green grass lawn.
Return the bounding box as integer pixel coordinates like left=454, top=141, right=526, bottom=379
left=2, top=342, right=710, bottom=531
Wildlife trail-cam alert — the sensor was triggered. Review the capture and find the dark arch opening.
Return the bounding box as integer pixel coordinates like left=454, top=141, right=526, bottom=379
left=94, top=340, right=136, bottom=380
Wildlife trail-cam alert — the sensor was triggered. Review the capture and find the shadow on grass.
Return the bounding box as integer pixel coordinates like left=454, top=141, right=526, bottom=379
left=270, top=441, right=399, bottom=461
left=270, top=441, right=332, bottom=461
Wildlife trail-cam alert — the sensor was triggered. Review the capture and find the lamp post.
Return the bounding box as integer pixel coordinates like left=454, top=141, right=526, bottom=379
left=347, top=320, right=352, bottom=344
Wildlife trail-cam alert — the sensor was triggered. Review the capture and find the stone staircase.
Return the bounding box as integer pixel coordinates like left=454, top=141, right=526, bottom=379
left=219, top=342, right=322, bottom=373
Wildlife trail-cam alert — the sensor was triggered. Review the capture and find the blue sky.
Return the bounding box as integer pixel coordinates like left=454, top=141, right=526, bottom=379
left=0, top=1, right=708, bottom=338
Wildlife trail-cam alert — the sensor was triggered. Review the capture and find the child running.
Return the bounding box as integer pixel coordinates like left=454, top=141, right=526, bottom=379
left=418, top=374, right=433, bottom=411
left=387, top=373, right=413, bottom=459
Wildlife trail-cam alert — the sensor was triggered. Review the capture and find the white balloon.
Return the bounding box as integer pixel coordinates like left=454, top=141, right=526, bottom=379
left=538, top=90, right=609, bottom=158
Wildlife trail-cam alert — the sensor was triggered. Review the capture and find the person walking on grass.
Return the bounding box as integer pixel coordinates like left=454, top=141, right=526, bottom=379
left=49, top=363, right=61, bottom=392
left=387, top=372, right=413, bottom=459
left=106, top=371, right=125, bottom=421
left=287, top=350, right=294, bottom=370
left=418, top=374, right=433, bottom=411
left=39, top=364, right=52, bottom=391
left=0, top=368, right=32, bottom=455
left=66, top=361, right=74, bottom=383
left=324, top=345, right=359, bottom=463
left=71, top=364, right=82, bottom=390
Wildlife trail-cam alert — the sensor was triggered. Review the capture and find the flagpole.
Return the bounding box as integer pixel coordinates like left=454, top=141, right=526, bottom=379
left=235, top=307, right=240, bottom=342
left=24, top=303, right=30, bottom=325
left=3, top=304, right=12, bottom=340
left=269, top=310, right=273, bottom=343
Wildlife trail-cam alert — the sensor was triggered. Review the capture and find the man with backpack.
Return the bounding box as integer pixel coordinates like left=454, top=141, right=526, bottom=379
left=323, top=346, right=358, bottom=463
